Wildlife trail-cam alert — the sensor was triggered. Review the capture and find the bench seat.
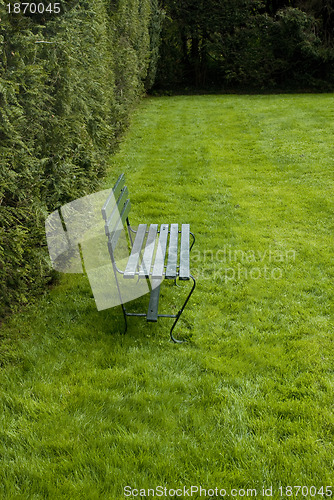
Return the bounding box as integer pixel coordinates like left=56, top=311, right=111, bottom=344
left=123, top=223, right=190, bottom=322
left=124, top=223, right=190, bottom=281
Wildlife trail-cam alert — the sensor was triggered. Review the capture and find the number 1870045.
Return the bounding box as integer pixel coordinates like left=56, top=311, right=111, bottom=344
left=6, top=3, right=61, bottom=14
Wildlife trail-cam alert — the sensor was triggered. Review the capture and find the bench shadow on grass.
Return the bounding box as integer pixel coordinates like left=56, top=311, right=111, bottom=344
left=90, top=278, right=195, bottom=344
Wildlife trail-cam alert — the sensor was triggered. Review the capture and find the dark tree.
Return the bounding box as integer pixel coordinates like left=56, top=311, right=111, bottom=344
left=155, top=0, right=334, bottom=89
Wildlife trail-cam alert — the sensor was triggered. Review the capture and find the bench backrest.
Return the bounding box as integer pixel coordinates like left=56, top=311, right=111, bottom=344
left=101, top=173, right=131, bottom=255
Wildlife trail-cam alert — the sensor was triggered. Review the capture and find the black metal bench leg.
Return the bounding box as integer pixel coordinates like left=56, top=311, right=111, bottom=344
left=190, top=231, right=195, bottom=251
left=121, top=304, right=128, bottom=335
left=170, top=274, right=196, bottom=343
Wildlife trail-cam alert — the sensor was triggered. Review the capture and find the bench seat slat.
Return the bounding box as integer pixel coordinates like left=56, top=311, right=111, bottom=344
left=124, top=224, right=147, bottom=278
left=179, top=223, right=190, bottom=280
left=165, top=223, right=178, bottom=279
left=139, top=224, right=158, bottom=278
left=151, top=224, right=169, bottom=279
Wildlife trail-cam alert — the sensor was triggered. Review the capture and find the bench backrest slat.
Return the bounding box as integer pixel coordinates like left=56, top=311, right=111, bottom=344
left=102, top=174, right=132, bottom=258
left=102, top=173, right=125, bottom=221
left=104, top=186, right=129, bottom=236
left=108, top=199, right=131, bottom=254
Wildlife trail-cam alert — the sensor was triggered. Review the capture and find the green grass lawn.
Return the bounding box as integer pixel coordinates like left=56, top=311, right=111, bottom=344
left=1, top=94, right=334, bottom=499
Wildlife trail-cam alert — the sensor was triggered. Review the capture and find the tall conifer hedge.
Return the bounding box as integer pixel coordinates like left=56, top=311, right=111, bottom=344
left=0, top=0, right=162, bottom=317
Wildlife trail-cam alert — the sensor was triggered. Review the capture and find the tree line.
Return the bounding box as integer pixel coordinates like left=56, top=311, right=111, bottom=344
left=155, top=0, right=334, bottom=90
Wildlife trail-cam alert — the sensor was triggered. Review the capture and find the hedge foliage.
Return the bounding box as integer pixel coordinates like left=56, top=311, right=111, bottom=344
left=0, top=0, right=163, bottom=317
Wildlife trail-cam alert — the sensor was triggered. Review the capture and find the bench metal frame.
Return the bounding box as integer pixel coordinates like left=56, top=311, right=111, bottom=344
left=102, top=174, right=196, bottom=343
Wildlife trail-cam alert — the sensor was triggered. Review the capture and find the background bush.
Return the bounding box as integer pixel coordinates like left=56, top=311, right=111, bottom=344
left=0, top=0, right=163, bottom=318
left=155, top=0, right=334, bottom=90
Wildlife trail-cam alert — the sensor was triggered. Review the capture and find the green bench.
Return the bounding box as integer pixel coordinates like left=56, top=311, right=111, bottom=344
left=101, top=174, right=196, bottom=343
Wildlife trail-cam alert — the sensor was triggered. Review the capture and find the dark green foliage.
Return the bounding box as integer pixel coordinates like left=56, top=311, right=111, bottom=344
left=145, top=0, right=165, bottom=89
left=0, top=0, right=160, bottom=317
left=218, top=7, right=334, bottom=89
left=155, top=0, right=334, bottom=90
left=272, top=7, right=332, bottom=87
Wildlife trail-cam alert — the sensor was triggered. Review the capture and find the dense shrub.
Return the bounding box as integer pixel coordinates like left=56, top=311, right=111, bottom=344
left=155, top=0, right=334, bottom=90
left=0, top=0, right=162, bottom=317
